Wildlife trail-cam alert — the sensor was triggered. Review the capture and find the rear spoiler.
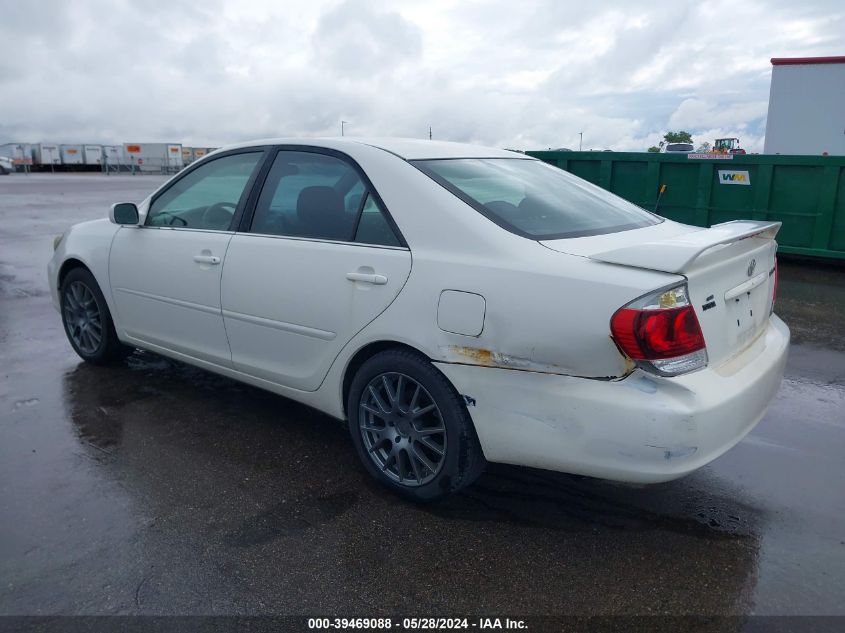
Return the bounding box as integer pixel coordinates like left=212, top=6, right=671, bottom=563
left=590, top=220, right=781, bottom=273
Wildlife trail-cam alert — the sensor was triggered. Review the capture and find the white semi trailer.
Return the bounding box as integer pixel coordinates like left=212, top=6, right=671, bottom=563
left=32, top=144, right=61, bottom=166
left=123, top=143, right=183, bottom=173
left=0, top=143, right=32, bottom=161
left=83, top=145, right=103, bottom=166
left=60, top=145, right=84, bottom=165
left=102, top=145, right=123, bottom=170
left=0, top=143, right=32, bottom=170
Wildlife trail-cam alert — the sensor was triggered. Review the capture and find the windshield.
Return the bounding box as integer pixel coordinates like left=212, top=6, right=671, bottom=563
left=413, top=158, right=661, bottom=240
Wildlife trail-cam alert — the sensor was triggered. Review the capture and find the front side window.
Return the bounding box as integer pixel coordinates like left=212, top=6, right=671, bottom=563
left=413, top=158, right=661, bottom=240
left=147, top=152, right=263, bottom=230
left=250, top=151, right=400, bottom=245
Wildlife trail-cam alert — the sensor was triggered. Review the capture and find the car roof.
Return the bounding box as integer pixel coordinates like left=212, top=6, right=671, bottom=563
left=218, top=137, right=529, bottom=161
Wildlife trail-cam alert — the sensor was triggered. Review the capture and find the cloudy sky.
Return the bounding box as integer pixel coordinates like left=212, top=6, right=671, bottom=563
left=1, top=0, right=843, bottom=152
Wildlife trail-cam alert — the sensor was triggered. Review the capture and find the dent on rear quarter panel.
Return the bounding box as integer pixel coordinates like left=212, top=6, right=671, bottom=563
left=418, top=259, right=674, bottom=380
left=439, top=344, right=629, bottom=380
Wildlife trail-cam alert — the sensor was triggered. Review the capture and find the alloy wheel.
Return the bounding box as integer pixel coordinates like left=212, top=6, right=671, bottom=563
left=358, top=372, right=447, bottom=486
left=63, top=281, right=103, bottom=355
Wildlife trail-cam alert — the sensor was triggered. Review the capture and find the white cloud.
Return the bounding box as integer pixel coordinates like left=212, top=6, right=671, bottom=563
left=668, top=99, right=769, bottom=131
left=0, top=0, right=842, bottom=152
left=312, top=0, right=423, bottom=76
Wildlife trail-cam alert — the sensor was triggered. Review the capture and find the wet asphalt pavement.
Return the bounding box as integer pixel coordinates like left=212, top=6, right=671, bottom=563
left=0, top=174, right=843, bottom=621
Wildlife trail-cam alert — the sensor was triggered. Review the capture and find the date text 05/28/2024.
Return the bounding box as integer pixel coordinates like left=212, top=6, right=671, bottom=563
left=307, top=618, right=527, bottom=630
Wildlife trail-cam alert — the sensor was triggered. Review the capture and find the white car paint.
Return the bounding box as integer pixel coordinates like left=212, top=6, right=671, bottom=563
left=437, top=315, right=788, bottom=482
left=110, top=227, right=235, bottom=366
left=48, top=137, right=789, bottom=484
left=220, top=235, right=411, bottom=390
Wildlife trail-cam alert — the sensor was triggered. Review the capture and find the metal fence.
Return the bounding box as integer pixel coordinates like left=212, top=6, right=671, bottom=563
left=527, top=150, right=845, bottom=260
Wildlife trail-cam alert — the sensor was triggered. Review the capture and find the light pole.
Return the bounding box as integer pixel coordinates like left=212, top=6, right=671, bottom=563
left=579, top=132, right=583, bottom=151
left=341, top=120, right=348, bottom=136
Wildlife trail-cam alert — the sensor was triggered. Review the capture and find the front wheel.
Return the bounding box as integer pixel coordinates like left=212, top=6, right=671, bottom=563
left=60, top=267, right=131, bottom=364
left=347, top=349, right=486, bottom=501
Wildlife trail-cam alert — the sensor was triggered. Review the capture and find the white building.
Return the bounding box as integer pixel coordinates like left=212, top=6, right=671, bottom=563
left=764, top=56, right=845, bottom=155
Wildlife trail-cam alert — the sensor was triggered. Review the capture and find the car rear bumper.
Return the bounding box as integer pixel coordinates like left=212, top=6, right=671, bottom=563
left=434, top=314, right=789, bottom=483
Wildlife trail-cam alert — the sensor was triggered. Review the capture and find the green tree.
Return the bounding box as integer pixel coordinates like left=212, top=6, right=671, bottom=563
left=664, top=131, right=693, bottom=144
left=647, top=146, right=661, bottom=153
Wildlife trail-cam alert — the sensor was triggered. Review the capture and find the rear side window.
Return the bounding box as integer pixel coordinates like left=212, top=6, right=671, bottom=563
left=413, top=158, right=661, bottom=240
left=355, top=194, right=401, bottom=247
left=250, top=151, right=401, bottom=245
left=250, top=151, right=358, bottom=240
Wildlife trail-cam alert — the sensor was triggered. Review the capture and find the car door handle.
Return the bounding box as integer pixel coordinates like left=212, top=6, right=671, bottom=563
left=346, top=272, right=388, bottom=285
left=193, top=254, right=221, bottom=265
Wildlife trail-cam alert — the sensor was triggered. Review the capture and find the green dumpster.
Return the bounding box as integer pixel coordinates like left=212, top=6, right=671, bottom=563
left=526, top=150, right=845, bottom=260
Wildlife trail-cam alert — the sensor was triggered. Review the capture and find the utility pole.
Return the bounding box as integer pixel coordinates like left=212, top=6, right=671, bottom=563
left=579, top=132, right=583, bottom=151
left=429, top=126, right=432, bottom=140
left=341, top=120, right=348, bottom=136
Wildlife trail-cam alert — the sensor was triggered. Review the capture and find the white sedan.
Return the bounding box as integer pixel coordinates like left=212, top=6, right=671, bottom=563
left=48, top=138, right=789, bottom=500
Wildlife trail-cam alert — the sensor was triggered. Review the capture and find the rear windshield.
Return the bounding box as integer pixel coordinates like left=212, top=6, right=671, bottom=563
left=666, top=143, right=693, bottom=152
left=413, top=158, right=661, bottom=240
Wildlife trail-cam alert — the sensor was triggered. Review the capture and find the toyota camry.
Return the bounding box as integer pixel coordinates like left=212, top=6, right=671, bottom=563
left=48, top=138, right=789, bottom=500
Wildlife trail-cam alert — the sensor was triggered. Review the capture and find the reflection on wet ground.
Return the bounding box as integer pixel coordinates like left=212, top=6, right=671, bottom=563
left=50, top=355, right=760, bottom=615
left=1, top=175, right=843, bottom=619
left=776, top=260, right=845, bottom=351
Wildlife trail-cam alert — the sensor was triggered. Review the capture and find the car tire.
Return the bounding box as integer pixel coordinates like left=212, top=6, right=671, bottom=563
left=60, top=267, right=131, bottom=365
left=347, top=348, right=486, bottom=501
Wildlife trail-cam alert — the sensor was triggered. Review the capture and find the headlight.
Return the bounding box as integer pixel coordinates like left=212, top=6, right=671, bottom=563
left=53, top=233, right=65, bottom=251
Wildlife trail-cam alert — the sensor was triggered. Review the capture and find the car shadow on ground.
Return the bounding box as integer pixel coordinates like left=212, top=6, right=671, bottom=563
left=59, top=350, right=762, bottom=615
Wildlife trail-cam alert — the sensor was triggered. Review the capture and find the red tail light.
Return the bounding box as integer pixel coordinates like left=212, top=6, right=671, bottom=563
left=612, top=305, right=705, bottom=359
left=610, top=284, right=707, bottom=376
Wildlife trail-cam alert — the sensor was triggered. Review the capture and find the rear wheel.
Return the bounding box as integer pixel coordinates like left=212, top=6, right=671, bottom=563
left=60, top=267, right=130, bottom=364
left=347, top=349, right=486, bottom=500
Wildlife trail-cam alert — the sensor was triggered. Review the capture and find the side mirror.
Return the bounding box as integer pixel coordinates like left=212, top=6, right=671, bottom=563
left=110, top=202, right=140, bottom=225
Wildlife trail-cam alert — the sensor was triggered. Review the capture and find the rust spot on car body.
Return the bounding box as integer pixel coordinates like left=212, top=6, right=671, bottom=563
left=445, top=344, right=625, bottom=382
left=609, top=335, right=637, bottom=376
left=451, top=346, right=496, bottom=366
left=447, top=345, right=534, bottom=370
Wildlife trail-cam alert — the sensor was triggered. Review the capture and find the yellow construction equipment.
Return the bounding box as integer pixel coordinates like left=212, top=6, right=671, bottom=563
left=713, top=138, right=746, bottom=155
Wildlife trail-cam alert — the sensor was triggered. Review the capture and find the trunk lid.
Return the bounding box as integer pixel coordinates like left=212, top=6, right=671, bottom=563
left=542, top=220, right=780, bottom=367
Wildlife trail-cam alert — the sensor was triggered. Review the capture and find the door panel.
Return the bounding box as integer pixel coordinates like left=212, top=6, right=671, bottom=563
left=221, top=235, right=411, bottom=390
left=110, top=227, right=234, bottom=365
left=109, top=150, right=264, bottom=365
